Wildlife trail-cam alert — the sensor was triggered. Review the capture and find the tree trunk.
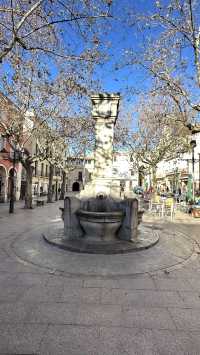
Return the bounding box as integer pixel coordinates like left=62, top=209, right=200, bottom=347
left=151, top=165, right=157, bottom=191
left=194, top=42, right=200, bottom=88
left=59, top=170, right=66, bottom=200
left=47, top=164, right=54, bottom=203
left=24, top=163, right=33, bottom=209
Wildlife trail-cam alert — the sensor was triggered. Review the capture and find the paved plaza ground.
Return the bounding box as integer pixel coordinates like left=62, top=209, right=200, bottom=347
left=0, top=200, right=200, bottom=354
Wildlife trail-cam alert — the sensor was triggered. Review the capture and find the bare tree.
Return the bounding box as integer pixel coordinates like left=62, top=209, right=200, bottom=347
left=0, top=0, right=112, bottom=64
left=122, top=0, right=200, bottom=120
left=0, top=57, right=97, bottom=208
left=119, top=95, right=189, bottom=188
left=0, top=95, right=65, bottom=208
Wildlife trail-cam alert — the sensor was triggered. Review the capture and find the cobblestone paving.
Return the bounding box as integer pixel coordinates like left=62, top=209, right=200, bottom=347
left=0, top=201, right=200, bottom=354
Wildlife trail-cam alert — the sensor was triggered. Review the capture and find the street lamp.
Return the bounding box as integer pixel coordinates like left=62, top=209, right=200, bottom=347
left=190, top=139, right=196, bottom=201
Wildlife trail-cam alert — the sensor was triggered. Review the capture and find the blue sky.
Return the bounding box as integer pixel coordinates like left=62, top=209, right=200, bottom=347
left=93, top=0, right=157, bottom=94
left=1, top=0, right=200, bottom=123
left=90, top=0, right=200, bottom=124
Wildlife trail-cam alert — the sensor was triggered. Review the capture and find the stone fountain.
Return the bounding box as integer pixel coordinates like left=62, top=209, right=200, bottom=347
left=43, top=93, right=159, bottom=254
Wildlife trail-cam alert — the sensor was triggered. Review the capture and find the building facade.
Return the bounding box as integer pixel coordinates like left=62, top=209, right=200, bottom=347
left=144, top=129, right=200, bottom=195
left=66, top=151, right=139, bottom=196
left=0, top=93, right=63, bottom=203
left=0, top=135, right=22, bottom=202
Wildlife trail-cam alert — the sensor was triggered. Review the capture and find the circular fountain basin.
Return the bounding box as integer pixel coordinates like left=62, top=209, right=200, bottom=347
left=77, top=209, right=124, bottom=241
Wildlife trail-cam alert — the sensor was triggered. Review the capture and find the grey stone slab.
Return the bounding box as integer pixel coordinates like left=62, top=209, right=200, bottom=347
left=188, top=277, right=200, bottom=291
left=178, top=291, right=200, bottom=307
left=168, top=307, right=200, bottom=330
left=0, top=303, right=31, bottom=323
left=121, top=306, right=176, bottom=329
left=97, top=327, right=158, bottom=355
left=61, top=286, right=101, bottom=304
left=101, top=289, right=183, bottom=307
left=118, top=277, right=156, bottom=290
left=40, top=325, right=99, bottom=355
left=0, top=284, right=30, bottom=302
left=0, top=272, right=49, bottom=287
left=155, top=268, right=200, bottom=280
left=77, top=304, right=122, bottom=326
left=159, top=231, right=194, bottom=258
left=40, top=318, right=200, bottom=355
left=20, top=285, right=64, bottom=302
left=83, top=276, right=156, bottom=290
left=153, top=277, right=192, bottom=291
left=83, top=278, right=120, bottom=289
left=46, top=275, right=83, bottom=288
left=26, top=302, right=78, bottom=324
left=0, top=259, right=38, bottom=273
left=11, top=272, right=49, bottom=286
left=152, top=329, right=200, bottom=355
left=0, top=249, right=9, bottom=261
left=0, top=272, right=15, bottom=284
left=0, top=323, right=47, bottom=354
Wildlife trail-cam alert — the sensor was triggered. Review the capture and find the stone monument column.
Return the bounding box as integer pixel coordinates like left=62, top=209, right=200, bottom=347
left=80, top=93, right=120, bottom=198
left=92, top=93, right=120, bottom=180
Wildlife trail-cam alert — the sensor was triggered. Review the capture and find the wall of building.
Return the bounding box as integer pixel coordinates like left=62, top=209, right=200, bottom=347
left=0, top=135, right=21, bottom=202
left=145, top=130, right=200, bottom=194
left=66, top=156, right=94, bottom=193
left=66, top=152, right=139, bottom=196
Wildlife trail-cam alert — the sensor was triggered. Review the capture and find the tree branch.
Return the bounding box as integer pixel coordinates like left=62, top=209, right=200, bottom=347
left=22, top=14, right=109, bottom=39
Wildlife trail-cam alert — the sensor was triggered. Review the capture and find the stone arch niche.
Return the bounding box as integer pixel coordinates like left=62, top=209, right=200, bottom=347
left=0, top=165, right=7, bottom=202
left=72, top=181, right=80, bottom=192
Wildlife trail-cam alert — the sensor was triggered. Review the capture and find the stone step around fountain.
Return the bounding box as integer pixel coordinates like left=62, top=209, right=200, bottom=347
left=43, top=225, right=159, bottom=255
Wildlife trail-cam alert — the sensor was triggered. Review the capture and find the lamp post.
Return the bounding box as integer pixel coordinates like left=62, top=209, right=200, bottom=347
left=190, top=139, right=196, bottom=201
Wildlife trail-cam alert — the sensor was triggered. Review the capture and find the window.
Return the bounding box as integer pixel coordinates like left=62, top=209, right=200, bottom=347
left=78, top=171, right=83, bottom=181
left=45, top=165, right=48, bottom=177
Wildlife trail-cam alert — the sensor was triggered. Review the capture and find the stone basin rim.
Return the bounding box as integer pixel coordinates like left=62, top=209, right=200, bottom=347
left=77, top=209, right=125, bottom=219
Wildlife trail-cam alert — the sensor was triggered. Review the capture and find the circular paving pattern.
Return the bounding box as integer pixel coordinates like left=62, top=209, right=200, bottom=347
left=10, top=221, right=196, bottom=277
